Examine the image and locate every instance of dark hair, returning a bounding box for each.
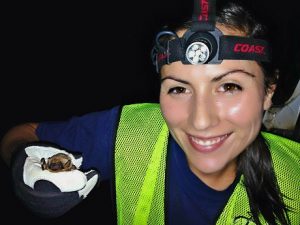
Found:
[165,2,290,224]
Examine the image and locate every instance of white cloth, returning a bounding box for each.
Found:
[263,80,300,130]
[23,146,87,192]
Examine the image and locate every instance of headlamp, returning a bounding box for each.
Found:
[151,0,271,73]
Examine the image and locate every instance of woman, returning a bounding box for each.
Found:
[1,1,299,224]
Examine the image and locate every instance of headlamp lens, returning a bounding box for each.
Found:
[185,41,210,64]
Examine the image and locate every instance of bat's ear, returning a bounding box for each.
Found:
[64,159,72,168]
[41,158,47,170]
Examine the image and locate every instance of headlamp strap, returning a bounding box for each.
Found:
[155,35,271,70]
[219,36,271,62]
[191,0,216,32]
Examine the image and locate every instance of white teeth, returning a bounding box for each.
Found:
[191,135,227,146]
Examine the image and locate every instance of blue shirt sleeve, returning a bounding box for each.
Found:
[36,105,121,180]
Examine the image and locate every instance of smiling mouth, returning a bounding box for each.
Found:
[189,133,231,152]
[191,134,228,146]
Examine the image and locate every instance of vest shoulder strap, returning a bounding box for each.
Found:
[114,103,169,225]
[217,132,300,224]
[262,132,300,224]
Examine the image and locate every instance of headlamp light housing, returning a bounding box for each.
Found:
[182,28,222,65]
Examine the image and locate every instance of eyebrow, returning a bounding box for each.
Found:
[160,77,189,84]
[160,69,256,84]
[211,69,255,82]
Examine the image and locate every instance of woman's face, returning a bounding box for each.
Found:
[159,26,274,188]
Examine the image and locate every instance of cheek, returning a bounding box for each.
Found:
[160,96,187,127]
[218,94,264,126]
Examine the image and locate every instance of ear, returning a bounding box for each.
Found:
[64,159,72,168]
[263,84,276,110]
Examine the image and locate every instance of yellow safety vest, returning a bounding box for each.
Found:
[115,103,300,225]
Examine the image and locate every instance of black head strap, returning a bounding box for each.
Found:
[191,0,216,31]
[220,36,270,62]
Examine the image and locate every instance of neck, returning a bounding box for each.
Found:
[190,161,237,191]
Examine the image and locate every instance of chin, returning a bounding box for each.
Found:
[193,158,232,176]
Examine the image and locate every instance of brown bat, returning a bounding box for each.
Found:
[41,153,77,172]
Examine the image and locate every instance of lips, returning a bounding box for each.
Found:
[188,133,231,153]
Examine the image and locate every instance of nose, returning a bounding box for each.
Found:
[189,94,219,130]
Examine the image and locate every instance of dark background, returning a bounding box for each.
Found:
[1,0,299,224]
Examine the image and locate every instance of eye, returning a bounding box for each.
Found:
[168,86,188,94]
[219,83,242,93]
